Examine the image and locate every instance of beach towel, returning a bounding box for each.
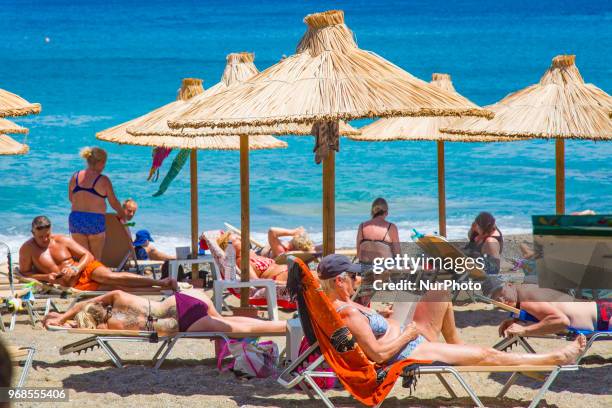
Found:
[288,258,431,406]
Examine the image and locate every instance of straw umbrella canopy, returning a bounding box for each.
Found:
[169,10,491,256]
[442,55,612,214]
[0,134,29,155]
[0,118,28,135]
[127,52,358,300]
[0,88,41,118]
[351,73,516,236]
[98,53,288,292]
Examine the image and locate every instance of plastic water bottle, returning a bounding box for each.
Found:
[225,241,237,281]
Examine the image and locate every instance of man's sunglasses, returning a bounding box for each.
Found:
[347,272,358,281]
[34,225,51,231]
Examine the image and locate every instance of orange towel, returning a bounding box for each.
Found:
[294,257,431,406]
[73,260,102,291]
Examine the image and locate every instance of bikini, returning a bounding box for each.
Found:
[336,304,426,363]
[174,292,209,332]
[69,171,107,235]
[358,223,394,266]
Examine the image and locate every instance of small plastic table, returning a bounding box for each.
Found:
[212,278,279,321]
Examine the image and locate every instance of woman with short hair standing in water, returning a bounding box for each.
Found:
[68,147,126,260]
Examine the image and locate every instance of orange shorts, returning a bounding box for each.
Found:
[73,260,103,291]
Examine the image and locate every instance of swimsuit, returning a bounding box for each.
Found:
[336,304,425,363]
[358,223,394,266]
[72,260,103,291]
[595,299,612,331]
[69,171,107,235]
[69,211,106,235]
[175,292,209,332]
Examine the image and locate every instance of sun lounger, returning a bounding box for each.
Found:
[477,294,611,364]
[203,230,296,315]
[413,233,490,302]
[277,257,579,408]
[102,213,164,276]
[7,345,36,387]
[48,325,286,369]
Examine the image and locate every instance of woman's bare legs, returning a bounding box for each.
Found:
[413,291,462,344]
[187,315,286,333]
[87,232,106,260]
[71,233,91,254]
[409,335,585,366]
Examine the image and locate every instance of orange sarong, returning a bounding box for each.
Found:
[73,260,103,291]
[294,257,431,407]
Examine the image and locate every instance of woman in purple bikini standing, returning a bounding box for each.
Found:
[42,289,286,335]
[68,147,126,260]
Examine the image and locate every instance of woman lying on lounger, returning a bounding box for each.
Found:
[217,232,288,282]
[42,289,286,335]
[313,254,585,366]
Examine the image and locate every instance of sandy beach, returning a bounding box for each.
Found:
[3,295,611,408]
[2,233,610,407]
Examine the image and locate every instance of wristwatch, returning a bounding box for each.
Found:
[69,265,80,274]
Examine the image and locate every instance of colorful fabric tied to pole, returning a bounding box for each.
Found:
[148,147,172,181]
[153,149,190,197]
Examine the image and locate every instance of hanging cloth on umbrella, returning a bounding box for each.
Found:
[148,147,172,181]
[312,121,340,164]
[152,149,190,196]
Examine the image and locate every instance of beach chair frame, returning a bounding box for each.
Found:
[278,258,578,408]
[477,294,612,364]
[52,327,286,369]
[9,346,36,387]
[277,339,577,408]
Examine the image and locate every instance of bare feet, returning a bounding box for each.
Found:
[555,335,586,365]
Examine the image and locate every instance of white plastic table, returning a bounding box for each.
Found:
[286,318,304,363]
[168,255,215,281]
[212,279,279,321]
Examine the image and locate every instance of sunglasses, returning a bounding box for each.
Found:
[346,272,358,281]
[34,225,51,231]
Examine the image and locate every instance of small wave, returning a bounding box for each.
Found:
[16,115,112,127]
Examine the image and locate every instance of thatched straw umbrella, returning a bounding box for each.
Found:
[351,73,516,236]
[0,118,28,135]
[98,53,289,291]
[443,55,612,214]
[0,88,41,118]
[169,10,491,257]
[128,52,358,301]
[0,134,28,155]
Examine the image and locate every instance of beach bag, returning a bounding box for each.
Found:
[295,337,337,390]
[217,338,279,378]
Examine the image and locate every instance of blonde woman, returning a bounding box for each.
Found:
[43,290,286,335]
[218,232,288,282]
[265,226,315,258]
[68,147,126,260]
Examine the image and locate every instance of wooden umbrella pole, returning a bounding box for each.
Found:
[239,135,250,306]
[436,141,447,237]
[555,139,565,214]
[322,150,336,255]
[189,150,199,281]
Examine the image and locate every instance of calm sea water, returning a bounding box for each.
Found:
[1,0,611,254]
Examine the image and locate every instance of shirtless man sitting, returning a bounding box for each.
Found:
[19,216,177,291]
[483,276,612,337]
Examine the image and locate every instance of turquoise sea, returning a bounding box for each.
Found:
[1,0,611,254]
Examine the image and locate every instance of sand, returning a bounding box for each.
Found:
[1,234,611,407]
